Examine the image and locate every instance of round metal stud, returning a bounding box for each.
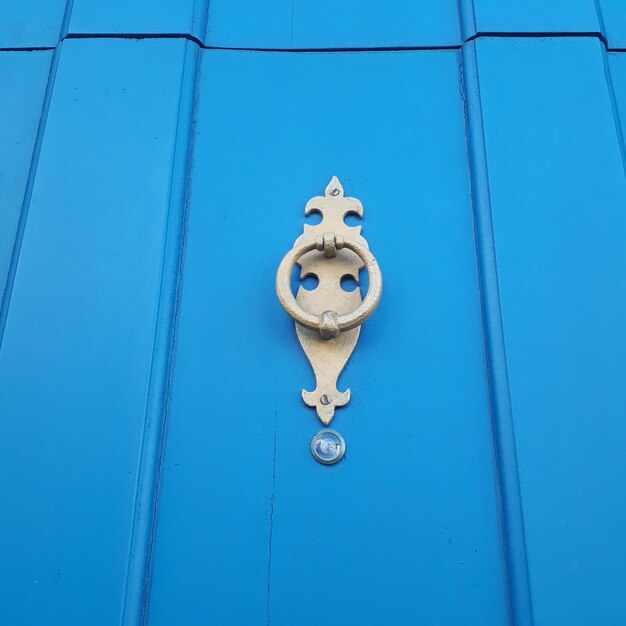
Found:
[311,429,346,465]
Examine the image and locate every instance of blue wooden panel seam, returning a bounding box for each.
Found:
[59,32,619,57]
[0,44,56,52]
[5,28,624,55]
[119,40,201,626]
[0,0,74,330]
[191,0,211,44]
[459,41,534,626]
[0,41,67,347]
[0,51,52,322]
[595,0,608,40]
[603,51,626,172]
[64,32,207,48]
[595,0,626,50]
[457,0,477,41]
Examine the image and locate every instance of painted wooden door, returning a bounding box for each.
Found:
[2,3,626,626]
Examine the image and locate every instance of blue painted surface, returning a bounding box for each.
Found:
[609,52,626,128]
[475,36,626,625]
[67,0,462,47]
[206,0,460,48]
[0,51,51,309]
[1,5,626,626]
[0,38,191,625]
[4,0,626,49]
[460,40,534,626]
[68,0,208,41]
[0,0,67,48]
[146,48,507,626]
[471,0,600,35]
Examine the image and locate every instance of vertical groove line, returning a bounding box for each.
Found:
[592,0,607,44]
[456,0,477,43]
[599,45,626,179]
[191,0,211,47]
[0,0,74,348]
[459,41,534,626]
[119,40,201,626]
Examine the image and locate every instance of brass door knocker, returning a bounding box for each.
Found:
[276,177,383,426]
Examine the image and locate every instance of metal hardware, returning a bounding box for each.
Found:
[311,429,346,465]
[276,177,383,424]
[276,233,382,340]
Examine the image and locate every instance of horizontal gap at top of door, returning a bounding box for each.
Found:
[1,30,621,54]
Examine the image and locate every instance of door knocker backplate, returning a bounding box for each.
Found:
[276,177,383,425]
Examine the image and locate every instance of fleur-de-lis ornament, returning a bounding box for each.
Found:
[276,177,382,425]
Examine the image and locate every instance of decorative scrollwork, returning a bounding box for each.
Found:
[276,177,382,425]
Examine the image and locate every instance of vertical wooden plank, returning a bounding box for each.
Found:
[0,0,67,48]
[68,0,209,41]
[147,49,507,626]
[206,0,460,48]
[471,0,600,35]
[0,51,52,306]
[460,40,533,626]
[475,37,626,626]
[0,38,191,625]
[119,40,200,626]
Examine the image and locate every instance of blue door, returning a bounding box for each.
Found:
[2,3,626,625]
